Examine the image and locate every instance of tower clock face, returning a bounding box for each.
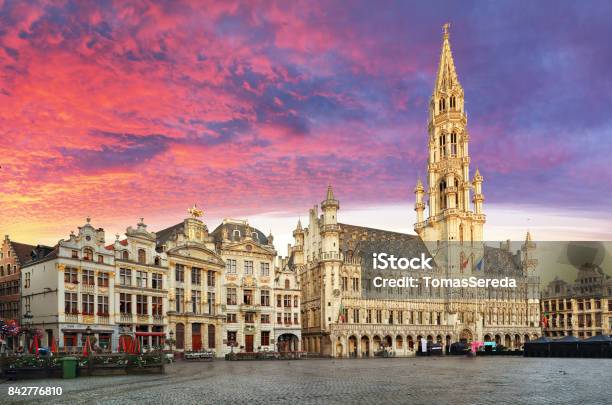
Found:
[333,289,341,297]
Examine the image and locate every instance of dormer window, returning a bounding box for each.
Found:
[138,249,146,264]
[232,230,241,239]
[83,248,93,261]
[252,232,258,241]
[122,251,129,261]
[154,256,161,266]
[97,255,104,264]
[71,250,79,259]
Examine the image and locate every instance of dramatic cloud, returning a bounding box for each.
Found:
[1,0,611,242]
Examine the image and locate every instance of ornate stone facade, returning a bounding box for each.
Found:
[20,219,118,350]
[109,219,169,348]
[292,26,541,358]
[156,211,225,354]
[542,264,612,338]
[212,218,278,354]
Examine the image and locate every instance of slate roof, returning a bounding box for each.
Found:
[155,222,186,246]
[337,223,522,276]
[10,241,37,266]
[210,222,268,245]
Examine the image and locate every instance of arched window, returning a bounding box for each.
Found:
[439,98,446,112]
[208,325,215,349]
[122,251,129,260]
[154,256,161,266]
[83,248,93,261]
[232,230,241,240]
[450,132,457,156]
[439,180,447,209]
[450,96,456,109]
[0,265,4,276]
[285,279,290,289]
[175,323,185,350]
[439,135,447,157]
[138,249,146,264]
[6,264,11,275]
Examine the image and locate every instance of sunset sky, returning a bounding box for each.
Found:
[1,1,612,252]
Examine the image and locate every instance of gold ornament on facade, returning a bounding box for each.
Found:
[188,204,204,219]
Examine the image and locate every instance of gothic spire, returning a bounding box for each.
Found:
[434,23,461,95]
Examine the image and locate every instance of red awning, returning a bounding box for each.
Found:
[134,332,165,337]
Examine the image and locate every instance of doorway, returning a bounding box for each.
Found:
[245,334,254,352]
[192,323,202,351]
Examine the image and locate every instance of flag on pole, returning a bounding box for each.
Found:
[460,253,469,272]
[475,257,484,272]
[338,303,345,323]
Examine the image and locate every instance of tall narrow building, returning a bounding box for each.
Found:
[415,23,486,273]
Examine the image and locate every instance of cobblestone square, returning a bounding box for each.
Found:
[3,357,611,404]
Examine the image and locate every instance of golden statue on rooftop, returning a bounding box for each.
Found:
[188,204,203,219]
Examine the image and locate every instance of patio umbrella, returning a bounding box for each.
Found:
[29,334,39,354]
[51,338,58,354]
[132,337,141,354]
[82,336,93,356]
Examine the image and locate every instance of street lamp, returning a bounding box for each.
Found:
[23,310,34,352]
[85,326,93,336]
[168,330,175,352]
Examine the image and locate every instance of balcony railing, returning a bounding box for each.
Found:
[65,313,79,323]
[82,284,95,293]
[120,313,133,323]
[319,251,341,261]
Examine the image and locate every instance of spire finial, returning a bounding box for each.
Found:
[326,184,335,200]
[443,23,450,38]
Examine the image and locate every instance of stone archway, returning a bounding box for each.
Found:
[348,335,358,357]
[360,336,370,357]
[384,335,393,348]
[484,334,492,342]
[504,334,512,348]
[460,329,473,343]
[373,335,382,351]
[514,334,521,348]
[407,335,414,350]
[277,333,299,352]
[335,339,344,358]
[495,334,502,345]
